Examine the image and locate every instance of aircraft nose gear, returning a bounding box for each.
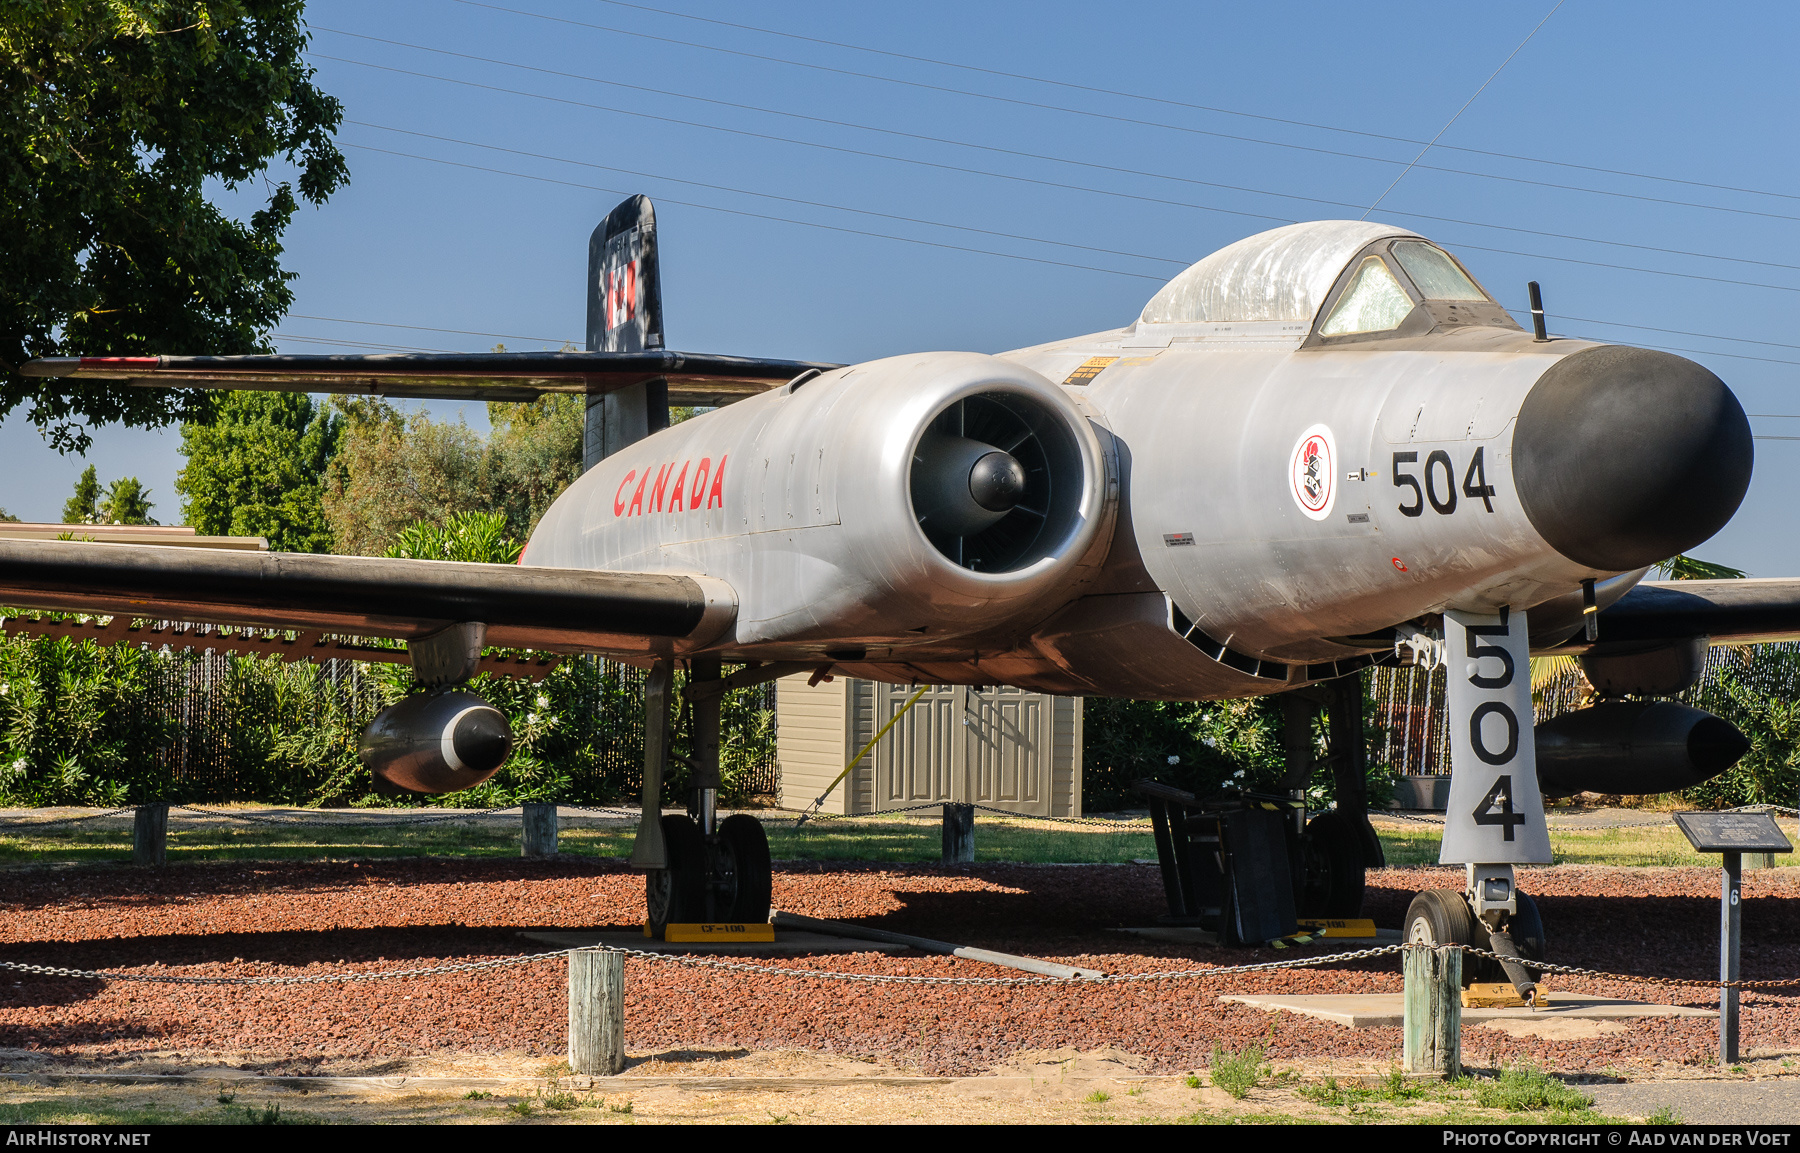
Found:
[1403,888,1546,991]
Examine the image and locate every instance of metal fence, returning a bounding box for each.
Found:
[0,636,780,804]
[1370,641,1800,776]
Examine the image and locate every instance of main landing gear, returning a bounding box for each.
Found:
[632,656,776,938]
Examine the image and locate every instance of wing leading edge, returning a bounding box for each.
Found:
[0,539,735,658]
[1561,578,1800,650]
[20,350,844,407]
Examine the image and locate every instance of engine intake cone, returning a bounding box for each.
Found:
[968,450,1027,512]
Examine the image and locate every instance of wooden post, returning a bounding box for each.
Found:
[1403,945,1461,1076]
[1722,851,1742,1065]
[941,802,974,865]
[132,803,167,867]
[568,949,625,1076]
[522,802,558,858]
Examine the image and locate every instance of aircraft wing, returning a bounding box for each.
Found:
[0,539,734,658]
[19,350,842,407]
[1568,578,1800,649]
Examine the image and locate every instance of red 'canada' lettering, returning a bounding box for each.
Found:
[691,457,711,506]
[707,456,727,508]
[650,463,673,512]
[627,468,649,516]
[612,455,726,518]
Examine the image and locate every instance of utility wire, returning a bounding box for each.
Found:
[535,0,1800,206]
[288,314,574,345]
[347,121,1189,267]
[340,142,1168,281]
[313,28,1800,228]
[1363,1,1564,217]
[441,3,1799,217]
[313,35,1800,271]
[315,54,1800,295]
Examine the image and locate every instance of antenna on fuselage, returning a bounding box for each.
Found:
[1528,281,1548,342]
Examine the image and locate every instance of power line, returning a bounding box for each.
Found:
[347,120,1190,267]
[542,0,1800,207]
[314,53,1800,295]
[311,31,1800,273]
[339,142,1168,281]
[288,314,574,345]
[1364,1,1563,217]
[418,7,1800,223]
[271,333,460,353]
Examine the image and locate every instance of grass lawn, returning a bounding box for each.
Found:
[0,805,1761,868]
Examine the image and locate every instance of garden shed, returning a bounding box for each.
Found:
[776,677,1083,816]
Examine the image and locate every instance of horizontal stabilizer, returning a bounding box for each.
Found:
[20,350,842,407]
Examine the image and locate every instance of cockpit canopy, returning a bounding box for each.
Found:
[1139,221,1514,341]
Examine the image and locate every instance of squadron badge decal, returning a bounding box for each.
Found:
[1288,424,1337,521]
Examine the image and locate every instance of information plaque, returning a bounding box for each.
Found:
[1672,811,1794,854]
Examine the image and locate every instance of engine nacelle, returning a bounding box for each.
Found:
[1535,700,1748,798]
[528,352,1114,646]
[361,690,513,795]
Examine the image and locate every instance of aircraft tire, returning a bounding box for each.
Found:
[645,814,707,937]
[1404,888,1490,987]
[1298,811,1366,919]
[718,814,773,924]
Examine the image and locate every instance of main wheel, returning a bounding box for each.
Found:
[717,814,773,924]
[1296,811,1366,918]
[1404,888,1492,987]
[645,814,706,937]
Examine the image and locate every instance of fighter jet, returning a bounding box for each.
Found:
[13,196,1789,984]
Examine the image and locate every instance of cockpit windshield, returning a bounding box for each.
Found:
[1318,256,1413,335]
[1390,240,1487,301]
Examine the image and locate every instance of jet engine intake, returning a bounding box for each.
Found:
[910,391,1086,573]
[361,690,513,794]
[1535,700,1748,798]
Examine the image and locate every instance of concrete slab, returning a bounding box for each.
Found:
[1113,927,1404,947]
[518,930,910,956]
[1219,992,1715,1029]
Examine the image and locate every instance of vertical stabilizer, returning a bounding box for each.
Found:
[584,195,669,470]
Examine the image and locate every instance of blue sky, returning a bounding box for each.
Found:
[6,0,1797,574]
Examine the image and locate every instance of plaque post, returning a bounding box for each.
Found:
[1722,850,1741,1065]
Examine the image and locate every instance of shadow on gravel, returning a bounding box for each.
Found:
[0,925,538,974]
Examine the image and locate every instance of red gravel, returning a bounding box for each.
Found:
[2,858,1794,1076]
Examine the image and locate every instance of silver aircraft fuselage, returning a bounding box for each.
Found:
[524,222,1752,700]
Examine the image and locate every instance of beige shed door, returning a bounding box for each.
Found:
[865,683,1052,816]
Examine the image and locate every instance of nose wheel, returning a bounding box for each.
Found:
[1403,888,1546,987]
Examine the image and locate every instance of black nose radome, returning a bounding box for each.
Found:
[1514,346,1752,572]
[968,450,1027,512]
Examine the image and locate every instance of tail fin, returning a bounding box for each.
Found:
[584,195,668,469]
[586,194,663,353]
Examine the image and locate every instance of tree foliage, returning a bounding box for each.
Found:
[384,509,523,565]
[175,389,339,550]
[323,395,582,556]
[0,1,347,451]
[60,463,157,523]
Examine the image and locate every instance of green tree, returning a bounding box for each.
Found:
[99,476,155,524]
[1657,554,1748,580]
[323,394,583,556]
[175,390,340,550]
[385,510,523,565]
[321,398,489,556]
[61,463,99,522]
[0,1,347,453]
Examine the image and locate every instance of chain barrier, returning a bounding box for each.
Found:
[0,943,1406,989]
[1448,943,1800,992]
[0,806,136,829]
[6,936,1796,993]
[167,804,522,828]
